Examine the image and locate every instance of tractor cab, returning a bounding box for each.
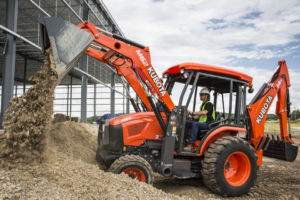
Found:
[162,63,253,153]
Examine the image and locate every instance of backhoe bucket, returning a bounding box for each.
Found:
[39,16,94,84]
[263,134,298,162]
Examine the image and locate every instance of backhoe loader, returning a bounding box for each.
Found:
[39,16,298,197]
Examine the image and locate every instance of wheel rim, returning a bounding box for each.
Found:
[123,167,146,182]
[224,151,251,187]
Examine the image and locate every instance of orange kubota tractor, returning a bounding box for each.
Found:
[39,17,298,196]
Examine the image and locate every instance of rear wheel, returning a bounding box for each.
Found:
[109,155,154,184]
[201,136,258,196]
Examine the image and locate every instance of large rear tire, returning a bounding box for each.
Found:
[109,155,154,184]
[201,136,258,197]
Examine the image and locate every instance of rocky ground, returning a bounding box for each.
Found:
[0,122,185,200]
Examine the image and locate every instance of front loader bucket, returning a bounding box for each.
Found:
[39,16,94,84]
[263,135,298,162]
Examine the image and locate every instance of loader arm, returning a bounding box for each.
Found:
[77,21,175,112]
[39,16,175,113]
[247,60,297,163]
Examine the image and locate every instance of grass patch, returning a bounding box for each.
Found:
[265,121,300,133]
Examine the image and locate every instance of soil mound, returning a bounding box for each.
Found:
[46,121,98,164]
[43,122,185,199]
[1,122,187,200]
[0,49,57,165]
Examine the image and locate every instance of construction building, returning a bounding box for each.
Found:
[0,0,133,126]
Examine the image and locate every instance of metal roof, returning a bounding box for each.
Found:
[163,62,253,83]
[0,0,124,85]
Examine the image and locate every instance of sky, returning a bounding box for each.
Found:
[102,0,300,112]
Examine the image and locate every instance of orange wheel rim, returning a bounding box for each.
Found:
[123,167,146,182]
[224,151,251,186]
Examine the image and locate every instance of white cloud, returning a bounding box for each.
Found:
[102,0,300,109]
[224,65,300,112]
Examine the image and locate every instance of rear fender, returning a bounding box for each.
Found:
[196,126,247,156]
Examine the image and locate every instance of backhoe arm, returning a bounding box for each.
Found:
[248,60,292,145]
[247,60,297,163]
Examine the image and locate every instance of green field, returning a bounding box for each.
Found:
[264,121,300,133]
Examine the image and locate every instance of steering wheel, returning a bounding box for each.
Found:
[186,112,193,120]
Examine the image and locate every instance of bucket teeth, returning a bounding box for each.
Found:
[276,135,281,142]
[263,134,298,162]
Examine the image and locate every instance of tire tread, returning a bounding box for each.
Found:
[109,154,154,183]
[201,136,258,196]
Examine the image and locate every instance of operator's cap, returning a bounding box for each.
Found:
[200,87,210,95]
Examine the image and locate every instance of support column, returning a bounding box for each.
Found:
[66,84,69,116]
[14,85,17,96]
[23,57,27,94]
[80,1,89,122]
[1,0,18,128]
[94,83,96,117]
[110,72,115,117]
[70,76,73,119]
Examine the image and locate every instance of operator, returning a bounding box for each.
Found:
[184,87,215,151]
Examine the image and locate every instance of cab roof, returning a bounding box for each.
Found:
[162,63,253,83]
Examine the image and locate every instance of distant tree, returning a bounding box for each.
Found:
[266,114,278,121]
[87,115,100,124]
[291,109,300,120]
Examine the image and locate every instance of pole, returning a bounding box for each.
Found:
[1,0,18,128]
[80,0,89,122]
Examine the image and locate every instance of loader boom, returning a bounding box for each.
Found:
[39,16,175,115]
[77,21,175,112]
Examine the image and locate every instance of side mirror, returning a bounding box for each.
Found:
[248,87,254,93]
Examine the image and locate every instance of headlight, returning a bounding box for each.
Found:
[170,115,176,126]
[183,72,189,79]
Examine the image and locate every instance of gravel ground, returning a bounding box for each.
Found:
[1,124,299,200]
[0,122,188,200]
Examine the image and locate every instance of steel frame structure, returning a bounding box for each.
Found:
[0,0,132,126]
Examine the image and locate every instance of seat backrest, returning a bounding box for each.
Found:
[208,112,221,129]
[215,111,221,121]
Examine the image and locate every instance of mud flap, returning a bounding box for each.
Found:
[38,16,94,84]
[263,135,298,162]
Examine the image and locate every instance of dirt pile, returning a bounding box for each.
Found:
[53,113,80,123]
[46,121,98,164]
[44,122,187,199]
[0,122,188,200]
[0,49,57,165]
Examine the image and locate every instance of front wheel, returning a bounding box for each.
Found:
[201,136,258,197]
[109,155,154,184]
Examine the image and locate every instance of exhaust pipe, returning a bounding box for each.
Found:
[39,16,94,84]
